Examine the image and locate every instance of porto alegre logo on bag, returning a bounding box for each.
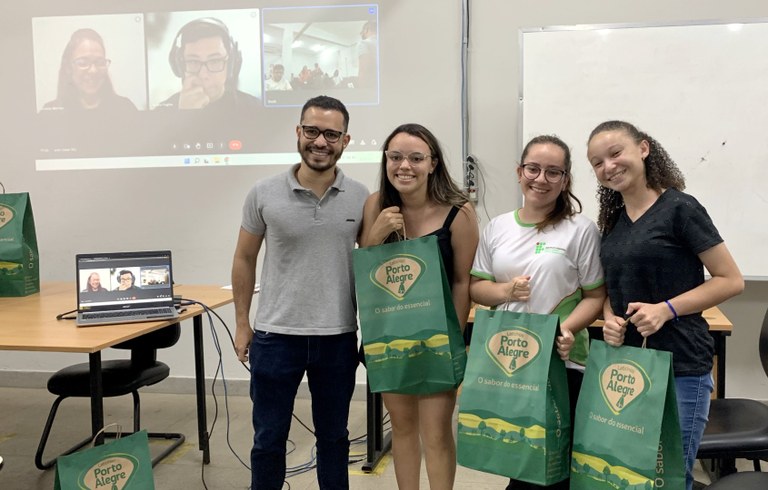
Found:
[78,454,140,489]
[0,204,14,229]
[457,310,571,485]
[353,235,467,394]
[487,329,541,376]
[570,341,685,490]
[370,254,425,300]
[599,362,650,415]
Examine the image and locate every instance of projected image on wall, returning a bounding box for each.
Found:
[261,5,379,106]
[15,2,387,171]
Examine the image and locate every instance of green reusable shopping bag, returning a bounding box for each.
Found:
[54,430,155,490]
[570,340,685,489]
[353,235,466,394]
[0,192,40,297]
[457,308,570,485]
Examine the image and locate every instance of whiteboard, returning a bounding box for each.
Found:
[522,22,768,279]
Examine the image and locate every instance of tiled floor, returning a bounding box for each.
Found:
[0,386,754,489]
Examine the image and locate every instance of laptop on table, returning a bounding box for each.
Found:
[76,250,179,327]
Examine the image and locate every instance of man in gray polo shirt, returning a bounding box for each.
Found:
[232,95,369,490]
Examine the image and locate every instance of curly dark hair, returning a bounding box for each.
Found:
[588,120,685,233]
[519,135,582,231]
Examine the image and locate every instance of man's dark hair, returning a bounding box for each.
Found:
[180,19,232,54]
[118,270,135,285]
[300,96,349,132]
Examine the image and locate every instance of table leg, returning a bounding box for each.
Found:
[715,333,726,399]
[88,351,105,445]
[193,313,210,464]
[362,383,391,472]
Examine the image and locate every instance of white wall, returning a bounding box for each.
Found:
[3,0,767,401]
[468,0,768,399]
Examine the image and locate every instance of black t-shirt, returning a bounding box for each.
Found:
[600,188,722,376]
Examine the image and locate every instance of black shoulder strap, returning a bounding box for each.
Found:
[442,205,461,230]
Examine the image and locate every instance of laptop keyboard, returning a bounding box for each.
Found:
[82,307,176,320]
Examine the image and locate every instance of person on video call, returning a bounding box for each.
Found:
[158,17,260,111]
[264,63,292,91]
[81,272,109,300]
[83,272,108,293]
[114,270,140,292]
[356,20,377,89]
[42,28,137,113]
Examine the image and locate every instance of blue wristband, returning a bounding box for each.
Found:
[665,300,679,321]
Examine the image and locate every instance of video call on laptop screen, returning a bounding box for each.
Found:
[77,251,174,309]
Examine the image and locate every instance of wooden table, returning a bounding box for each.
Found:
[0,282,234,464]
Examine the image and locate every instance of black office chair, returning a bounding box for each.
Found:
[705,471,768,489]
[696,307,768,479]
[35,324,185,470]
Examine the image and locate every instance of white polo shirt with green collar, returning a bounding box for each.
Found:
[471,209,604,365]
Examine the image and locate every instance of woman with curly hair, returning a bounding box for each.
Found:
[586,120,744,490]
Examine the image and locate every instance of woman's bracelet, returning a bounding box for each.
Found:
[665,300,679,321]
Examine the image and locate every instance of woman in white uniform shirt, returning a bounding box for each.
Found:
[469,135,606,490]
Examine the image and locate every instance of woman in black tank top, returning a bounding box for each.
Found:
[360,124,479,489]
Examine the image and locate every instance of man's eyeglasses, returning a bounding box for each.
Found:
[300,125,345,143]
[520,164,567,183]
[184,57,228,74]
[385,151,433,165]
[72,57,111,70]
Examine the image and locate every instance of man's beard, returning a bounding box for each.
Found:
[298,141,342,172]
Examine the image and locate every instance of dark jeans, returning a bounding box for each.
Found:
[505,368,583,490]
[249,330,358,490]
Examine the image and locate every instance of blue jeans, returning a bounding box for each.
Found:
[249,330,358,490]
[675,374,713,490]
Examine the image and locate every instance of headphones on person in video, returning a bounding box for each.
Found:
[118,270,135,285]
[168,17,243,81]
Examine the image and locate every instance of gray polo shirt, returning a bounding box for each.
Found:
[241,164,369,335]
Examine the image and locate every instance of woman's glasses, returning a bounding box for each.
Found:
[385,151,433,165]
[520,164,566,183]
[72,57,111,70]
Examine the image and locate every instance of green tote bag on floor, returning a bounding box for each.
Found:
[353,235,466,394]
[54,430,155,490]
[457,308,570,485]
[570,340,685,489]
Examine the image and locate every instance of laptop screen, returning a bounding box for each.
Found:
[76,250,175,312]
